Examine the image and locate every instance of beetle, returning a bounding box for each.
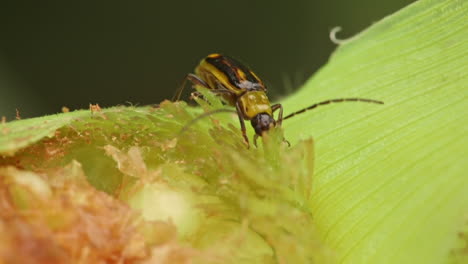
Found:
[175,53,383,147]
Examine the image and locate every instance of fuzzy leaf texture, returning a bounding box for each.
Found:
[0,0,467,263]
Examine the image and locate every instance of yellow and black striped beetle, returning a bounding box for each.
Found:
[175,53,383,147]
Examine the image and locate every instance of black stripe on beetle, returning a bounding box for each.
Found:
[206,55,263,91]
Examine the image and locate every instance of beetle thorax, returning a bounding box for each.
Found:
[238,91,272,119]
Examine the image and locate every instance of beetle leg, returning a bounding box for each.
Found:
[235,102,250,148]
[271,103,290,146]
[211,89,236,95]
[253,134,259,148]
[271,103,284,127]
[190,89,235,105]
[173,73,210,101]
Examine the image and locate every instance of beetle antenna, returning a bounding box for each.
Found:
[282,98,383,121]
[179,108,237,135]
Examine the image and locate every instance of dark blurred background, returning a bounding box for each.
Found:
[0,0,415,119]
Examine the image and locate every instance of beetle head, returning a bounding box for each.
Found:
[251,113,276,136]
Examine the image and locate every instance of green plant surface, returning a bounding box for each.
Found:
[281,0,468,263]
[0,0,467,263]
[0,110,89,156]
[0,100,326,263]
